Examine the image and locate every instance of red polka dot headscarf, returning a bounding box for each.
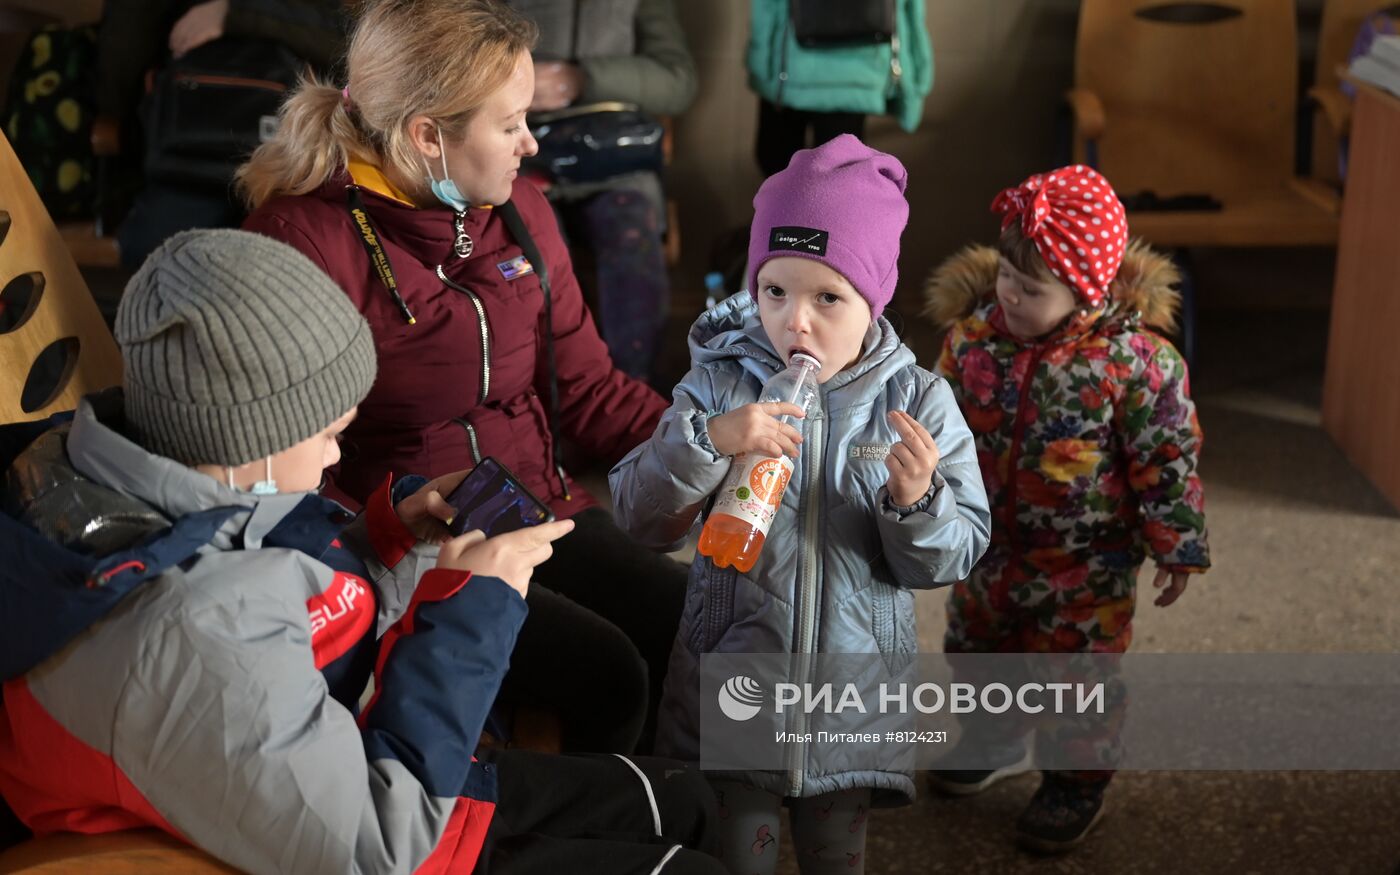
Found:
[990,165,1128,308]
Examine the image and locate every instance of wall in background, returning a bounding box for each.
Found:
[670,0,1081,324]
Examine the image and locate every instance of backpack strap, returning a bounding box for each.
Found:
[497,199,570,501]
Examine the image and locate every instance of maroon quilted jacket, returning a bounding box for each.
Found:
[244,163,667,515]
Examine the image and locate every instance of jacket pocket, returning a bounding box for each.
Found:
[688,561,737,653]
[872,581,916,675]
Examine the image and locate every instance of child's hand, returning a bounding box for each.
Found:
[884,411,941,507]
[708,402,805,458]
[1152,568,1191,607]
[436,519,575,597]
[395,470,469,543]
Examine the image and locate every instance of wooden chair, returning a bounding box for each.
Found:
[1065,0,1345,364]
[0,130,121,423]
[1308,0,1400,188]
[1066,0,1341,248]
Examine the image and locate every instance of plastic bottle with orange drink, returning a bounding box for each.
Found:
[697,353,821,572]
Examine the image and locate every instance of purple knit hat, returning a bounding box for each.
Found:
[749,134,909,318]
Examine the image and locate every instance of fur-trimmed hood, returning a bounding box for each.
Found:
[922,240,1181,334]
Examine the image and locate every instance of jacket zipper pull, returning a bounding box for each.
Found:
[453,211,474,259]
[556,463,572,501]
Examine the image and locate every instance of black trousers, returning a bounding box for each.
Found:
[475,749,725,875]
[117,183,243,270]
[755,99,868,177]
[496,508,687,754]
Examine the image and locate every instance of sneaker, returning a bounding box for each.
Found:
[1015,778,1107,854]
[927,744,1034,796]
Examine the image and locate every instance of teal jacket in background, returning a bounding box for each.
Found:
[747,0,933,132]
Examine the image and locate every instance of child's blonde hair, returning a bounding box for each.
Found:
[236,0,537,209]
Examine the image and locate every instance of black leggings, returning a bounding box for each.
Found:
[475,749,724,874]
[755,99,867,178]
[495,508,687,754]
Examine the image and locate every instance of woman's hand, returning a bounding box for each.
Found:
[435,518,575,597]
[169,0,229,58]
[530,61,585,112]
[884,411,941,507]
[394,470,469,544]
[707,402,805,458]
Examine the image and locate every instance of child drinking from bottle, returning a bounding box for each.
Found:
[609,135,992,874]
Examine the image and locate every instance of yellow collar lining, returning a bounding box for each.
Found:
[346,159,416,207]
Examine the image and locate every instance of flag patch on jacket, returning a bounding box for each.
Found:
[497,255,534,280]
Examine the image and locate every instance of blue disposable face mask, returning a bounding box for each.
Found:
[423,123,469,212]
[227,458,279,496]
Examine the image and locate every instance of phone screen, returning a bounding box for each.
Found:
[444,457,555,538]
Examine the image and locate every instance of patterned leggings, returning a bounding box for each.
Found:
[560,188,669,382]
[711,782,870,875]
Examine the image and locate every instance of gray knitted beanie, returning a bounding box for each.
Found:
[116,229,378,467]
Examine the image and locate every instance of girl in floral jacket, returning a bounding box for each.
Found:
[923,165,1210,853]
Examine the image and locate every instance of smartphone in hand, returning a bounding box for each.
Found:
[444,457,555,538]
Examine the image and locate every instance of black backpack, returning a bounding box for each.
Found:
[140,36,304,189]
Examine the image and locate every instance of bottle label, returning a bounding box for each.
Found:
[712,454,795,534]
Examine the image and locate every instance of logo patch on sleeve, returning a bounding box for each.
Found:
[769,226,829,256]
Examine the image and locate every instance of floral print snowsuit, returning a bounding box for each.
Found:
[931,244,1209,658]
[928,243,1210,782]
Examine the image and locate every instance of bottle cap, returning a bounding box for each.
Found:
[790,352,822,372]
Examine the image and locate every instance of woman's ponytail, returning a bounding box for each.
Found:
[236,79,370,209]
[235,0,536,210]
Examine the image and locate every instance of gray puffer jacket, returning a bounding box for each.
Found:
[609,294,991,803]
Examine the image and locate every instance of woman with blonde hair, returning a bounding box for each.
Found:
[240,0,687,757]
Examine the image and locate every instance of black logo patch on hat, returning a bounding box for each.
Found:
[769,226,829,256]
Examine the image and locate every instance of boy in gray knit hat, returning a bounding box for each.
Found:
[0,230,725,874]
[117,228,380,490]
